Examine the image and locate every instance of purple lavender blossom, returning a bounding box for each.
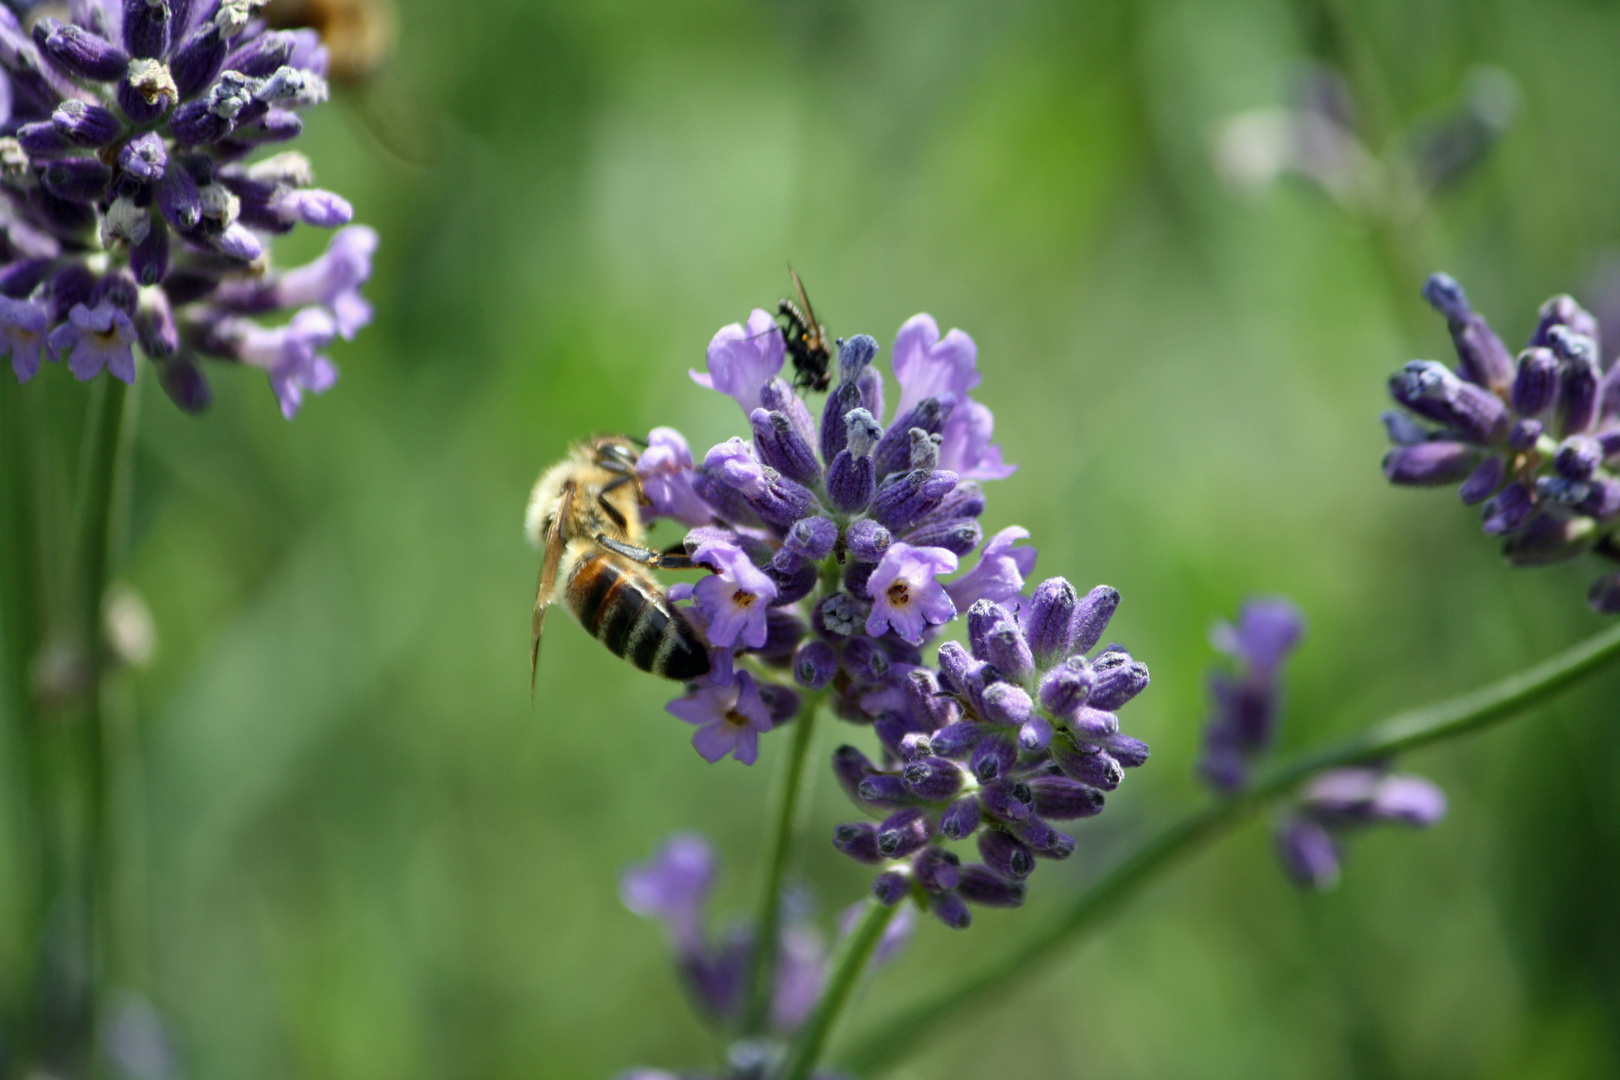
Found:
[0,4,373,415]
[691,309,784,415]
[691,538,777,650]
[621,833,717,955]
[865,542,958,645]
[0,296,50,381]
[637,427,714,527]
[945,525,1038,611]
[891,314,1016,480]
[1275,767,1447,891]
[666,670,773,765]
[1380,274,1620,612]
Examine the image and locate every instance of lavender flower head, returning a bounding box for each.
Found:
[0,1,376,417]
[1199,597,1446,889]
[1380,273,1620,612]
[625,293,1147,925]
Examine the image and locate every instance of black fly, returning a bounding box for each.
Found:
[778,267,832,393]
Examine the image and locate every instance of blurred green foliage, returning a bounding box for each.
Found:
[6,0,1620,1076]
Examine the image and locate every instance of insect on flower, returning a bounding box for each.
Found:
[778,268,833,393]
[524,436,711,689]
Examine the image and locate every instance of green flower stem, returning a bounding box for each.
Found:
[741,690,825,1035]
[778,898,898,1080]
[841,618,1620,1077]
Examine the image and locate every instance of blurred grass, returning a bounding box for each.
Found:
[6,0,1620,1076]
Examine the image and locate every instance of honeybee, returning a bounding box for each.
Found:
[525,436,711,689]
[778,267,832,393]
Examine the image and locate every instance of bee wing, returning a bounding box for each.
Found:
[531,479,576,695]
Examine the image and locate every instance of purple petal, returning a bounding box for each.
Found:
[892,313,979,418]
[690,309,783,415]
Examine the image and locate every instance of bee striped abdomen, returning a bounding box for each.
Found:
[566,552,711,680]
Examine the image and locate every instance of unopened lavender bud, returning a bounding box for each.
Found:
[957,864,1026,908]
[1550,328,1601,435]
[17,123,72,156]
[1502,513,1595,566]
[1481,481,1534,535]
[928,890,971,928]
[1039,656,1094,714]
[134,289,178,358]
[1513,348,1558,415]
[1383,442,1478,486]
[123,0,173,59]
[35,18,130,81]
[1018,716,1052,752]
[905,669,960,729]
[985,627,1035,685]
[912,846,960,891]
[1371,774,1447,826]
[1423,273,1515,391]
[1276,816,1341,890]
[43,158,112,203]
[1034,825,1076,859]
[117,132,167,183]
[872,871,911,905]
[877,808,931,858]
[1457,455,1506,505]
[226,29,296,76]
[1049,739,1122,791]
[233,109,303,144]
[1532,294,1600,349]
[1389,360,1509,443]
[903,515,981,556]
[872,397,949,477]
[939,794,982,839]
[928,721,981,759]
[1066,585,1119,654]
[1028,774,1107,818]
[1025,577,1078,661]
[833,823,883,863]
[832,744,878,803]
[966,599,1005,662]
[837,333,877,384]
[52,101,121,148]
[1099,732,1149,768]
[936,641,973,695]
[980,682,1034,727]
[1509,419,1543,452]
[156,355,210,414]
[842,635,890,683]
[1069,706,1119,740]
[979,777,1033,823]
[970,733,1016,781]
[1088,659,1149,710]
[750,409,821,487]
[897,733,932,763]
[1579,478,1620,520]
[1589,573,1620,614]
[869,468,958,533]
[977,829,1034,879]
[826,449,874,513]
[843,518,890,563]
[793,640,837,689]
[1382,409,1430,446]
[901,757,963,802]
[857,775,915,808]
[157,163,201,230]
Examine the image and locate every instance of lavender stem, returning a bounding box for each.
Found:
[842,618,1620,1076]
[777,897,898,1080]
[740,689,825,1035]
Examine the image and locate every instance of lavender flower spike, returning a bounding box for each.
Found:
[666,670,774,765]
[865,542,959,645]
[690,308,784,415]
[0,6,374,415]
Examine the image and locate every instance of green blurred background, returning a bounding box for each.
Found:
[8,0,1620,1076]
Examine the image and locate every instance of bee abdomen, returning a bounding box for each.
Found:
[567,553,711,680]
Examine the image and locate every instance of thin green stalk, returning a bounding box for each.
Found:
[842,618,1620,1076]
[740,691,825,1035]
[778,898,898,1080]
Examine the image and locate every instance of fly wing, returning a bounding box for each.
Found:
[789,265,818,330]
[531,479,576,694]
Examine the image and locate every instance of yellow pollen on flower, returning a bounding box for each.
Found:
[723,708,751,730]
[91,328,122,346]
[731,589,757,608]
[887,582,910,605]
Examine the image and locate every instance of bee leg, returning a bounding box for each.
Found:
[596,534,700,571]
